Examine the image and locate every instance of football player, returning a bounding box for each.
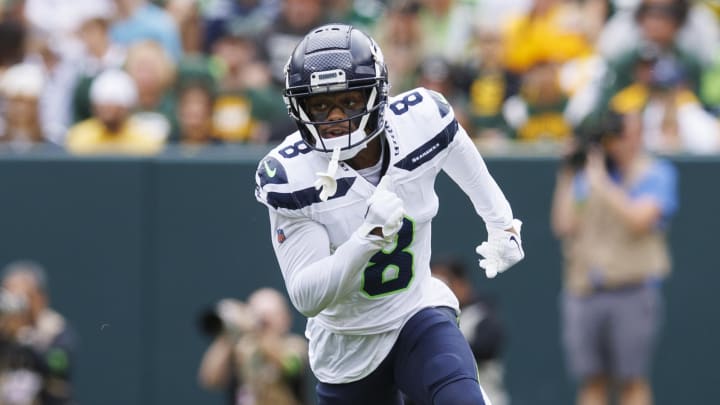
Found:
[255,24,524,405]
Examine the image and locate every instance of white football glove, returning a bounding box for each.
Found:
[356,175,404,241]
[476,219,525,278]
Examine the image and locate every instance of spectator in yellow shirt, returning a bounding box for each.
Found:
[502,0,594,75]
[65,69,164,155]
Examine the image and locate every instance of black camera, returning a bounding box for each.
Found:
[198,307,224,337]
[564,109,624,171]
[197,299,260,338]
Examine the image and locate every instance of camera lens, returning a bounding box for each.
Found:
[198,309,223,337]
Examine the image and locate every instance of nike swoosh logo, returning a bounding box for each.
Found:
[510,235,520,251]
[264,160,277,178]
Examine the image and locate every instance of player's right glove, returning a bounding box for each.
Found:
[476,218,525,278]
[356,175,404,241]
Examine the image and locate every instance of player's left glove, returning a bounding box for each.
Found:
[476,218,524,278]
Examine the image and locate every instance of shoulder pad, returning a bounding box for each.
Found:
[255,133,350,212]
[426,89,453,118]
[255,134,314,194]
[387,88,461,171]
[257,155,289,187]
[387,87,455,122]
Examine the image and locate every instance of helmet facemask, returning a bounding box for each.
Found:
[288,85,385,161]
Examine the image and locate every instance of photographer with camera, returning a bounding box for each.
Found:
[0,260,76,405]
[551,108,678,405]
[197,288,308,405]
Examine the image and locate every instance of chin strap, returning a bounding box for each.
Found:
[314,146,341,201]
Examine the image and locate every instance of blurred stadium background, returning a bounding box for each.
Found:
[1,0,720,404]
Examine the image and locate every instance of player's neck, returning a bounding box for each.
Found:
[345,136,383,170]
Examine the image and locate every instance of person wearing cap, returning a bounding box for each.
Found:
[0,63,46,148]
[65,68,165,155]
[70,6,127,125]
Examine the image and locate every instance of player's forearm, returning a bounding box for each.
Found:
[198,336,234,389]
[284,232,385,317]
[443,130,513,229]
[593,181,661,235]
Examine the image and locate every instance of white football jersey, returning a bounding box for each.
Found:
[255,87,514,383]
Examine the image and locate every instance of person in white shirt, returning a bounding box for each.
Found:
[255,23,525,405]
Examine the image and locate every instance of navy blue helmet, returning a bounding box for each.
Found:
[283,24,389,160]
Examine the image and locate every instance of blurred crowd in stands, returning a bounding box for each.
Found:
[0,0,718,155]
